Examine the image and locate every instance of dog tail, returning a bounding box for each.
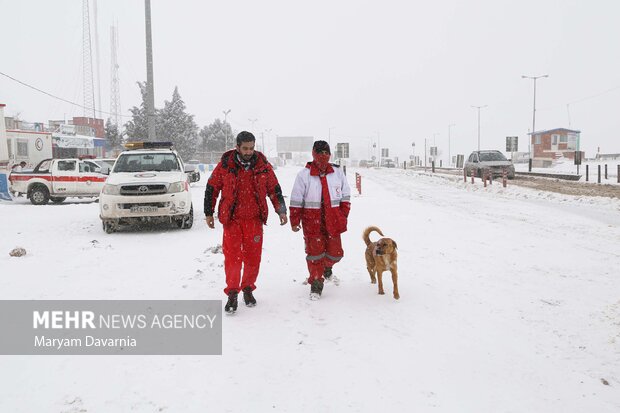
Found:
[363,226,384,246]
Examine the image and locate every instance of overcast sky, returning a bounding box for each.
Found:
[1,0,619,161]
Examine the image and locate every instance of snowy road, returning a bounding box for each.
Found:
[1,166,619,412]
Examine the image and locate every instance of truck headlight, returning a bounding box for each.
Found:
[102,184,120,195]
[168,181,187,193]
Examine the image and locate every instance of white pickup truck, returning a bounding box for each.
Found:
[99,142,197,233]
[9,158,107,205]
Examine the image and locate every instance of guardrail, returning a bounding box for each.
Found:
[515,172,581,181]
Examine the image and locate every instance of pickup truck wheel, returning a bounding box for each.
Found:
[50,197,67,204]
[103,221,116,234]
[30,185,50,205]
[177,205,194,229]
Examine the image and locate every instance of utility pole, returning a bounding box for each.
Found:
[82,0,95,118]
[248,118,258,133]
[248,118,258,149]
[424,138,427,171]
[471,105,487,151]
[223,109,231,149]
[448,123,455,167]
[262,128,272,154]
[522,74,548,171]
[93,0,102,119]
[109,24,122,137]
[377,131,381,166]
[144,0,156,141]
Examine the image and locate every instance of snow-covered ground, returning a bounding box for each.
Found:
[515,158,620,185]
[1,165,619,412]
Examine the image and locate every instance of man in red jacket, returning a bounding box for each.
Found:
[289,141,351,300]
[204,131,288,314]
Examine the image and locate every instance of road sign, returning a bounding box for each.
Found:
[574,151,584,165]
[335,142,349,159]
[506,136,518,152]
[456,154,464,168]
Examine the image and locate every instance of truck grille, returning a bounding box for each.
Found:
[118,202,170,209]
[120,184,167,196]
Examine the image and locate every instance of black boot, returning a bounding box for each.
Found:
[310,279,324,300]
[242,287,257,307]
[225,291,238,314]
[323,267,340,285]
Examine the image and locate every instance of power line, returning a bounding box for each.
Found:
[568,85,620,105]
[0,70,131,118]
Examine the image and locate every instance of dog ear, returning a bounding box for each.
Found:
[392,240,397,250]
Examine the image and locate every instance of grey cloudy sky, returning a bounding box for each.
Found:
[1,0,619,161]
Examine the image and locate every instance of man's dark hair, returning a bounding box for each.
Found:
[312,140,330,154]
[236,131,256,146]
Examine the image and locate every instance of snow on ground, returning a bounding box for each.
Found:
[1,165,619,412]
[515,158,620,185]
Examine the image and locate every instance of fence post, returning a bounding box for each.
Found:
[463,168,467,183]
[502,167,507,188]
[586,165,589,181]
[618,165,620,184]
[432,161,435,173]
[440,160,443,168]
[489,170,493,185]
[605,164,608,180]
[598,165,601,184]
[483,170,487,187]
[471,168,475,184]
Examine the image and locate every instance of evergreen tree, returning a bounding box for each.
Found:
[198,118,233,153]
[104,118,122,149]
[159,86,198,160]
[124,81,155,141]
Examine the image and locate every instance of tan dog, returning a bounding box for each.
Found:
[363,226,399,299]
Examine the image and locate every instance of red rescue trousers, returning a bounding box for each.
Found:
[304,231,343,283]
[222,218,264,295]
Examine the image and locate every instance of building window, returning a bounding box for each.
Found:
[7,139,12,157]
[560,135,568,143]
[534,135,541,145]
[567,133,577,150]
[17,139,28,157]
[552,135,559,145]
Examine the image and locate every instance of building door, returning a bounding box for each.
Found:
[551,134,559,151]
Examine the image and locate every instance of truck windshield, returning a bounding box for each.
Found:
[113,153,180,173]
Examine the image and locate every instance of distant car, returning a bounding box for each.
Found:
[381,159,396,168]
[359,160,379,168]
[183,160,201,183]
[464,150,515,179]
[185,159,200,170]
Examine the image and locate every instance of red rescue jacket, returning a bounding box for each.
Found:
[204,150,286,225]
